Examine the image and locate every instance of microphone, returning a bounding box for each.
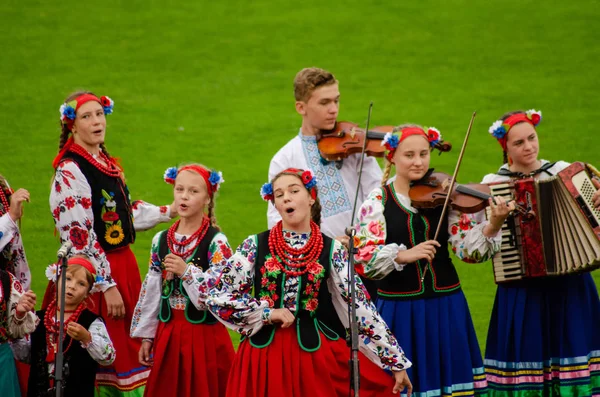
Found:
[57,241,73,259]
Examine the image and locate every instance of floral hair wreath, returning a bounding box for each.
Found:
[261,169,317,202]
[59,96,114,124]
[163,166,225,194]
[488,109,542,140]
[381,127,442,160]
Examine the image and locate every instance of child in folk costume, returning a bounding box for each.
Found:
[16,256,115,397]
[131,164,235,397]
[0,268,36,397]
[354,125,514,397]
[208,168,413,397]
[0,174,34,394]
[49,92,175,395]
[480,110,600,396]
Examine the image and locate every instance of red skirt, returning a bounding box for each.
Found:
[227,326,396,397]
[90,246,150,393]
[144,310,235,397]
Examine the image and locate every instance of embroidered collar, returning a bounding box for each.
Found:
[497,160,556,179]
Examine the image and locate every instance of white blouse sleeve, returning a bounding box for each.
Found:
[0,214,31,290]
[329,240,411,371]
[130,232,162,339]
[131,201,171,231]
[183,232,233,310]
[6,274,37,339]
[82,318,116,365]
[447,209,502,263]
[354,187,407,279]
[207,235,270,337]
[50,161,115,292]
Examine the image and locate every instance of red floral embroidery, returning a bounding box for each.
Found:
[264,257,280,273]
[260,296,275,308]
[451,225,459,235]
[102,212,119,222]
[64,196,76,209]
[307,262,324,275]
[69,227,89,250]
[54,180,62,193]
[458,214,472,231]
[305,298,318,311]
[80,197,92,209]
[13,279,23,294]
[52,207,61,221]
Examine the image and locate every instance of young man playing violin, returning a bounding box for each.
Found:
[267,67,383,244]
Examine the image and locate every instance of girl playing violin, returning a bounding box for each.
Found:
[480,109,600,396]
[354,124,514,397]
[208,168,412,397]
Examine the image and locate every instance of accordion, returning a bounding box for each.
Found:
[487,162,600,283]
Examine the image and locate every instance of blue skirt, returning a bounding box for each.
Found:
[377,290,487,397]
[0,343,21,397]
[484,272,600,397]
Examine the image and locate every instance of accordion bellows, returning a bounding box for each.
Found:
[487,162,600,283]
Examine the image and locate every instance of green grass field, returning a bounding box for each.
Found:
[2,0,599,352]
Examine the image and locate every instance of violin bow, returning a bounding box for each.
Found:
[432,111,477,240]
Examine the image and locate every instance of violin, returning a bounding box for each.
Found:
[317,121,452,161]
[409,170,529,216]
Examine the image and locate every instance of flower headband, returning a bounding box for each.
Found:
[45,256,101,292]
[261,168,318,201]
[59,93,114,131]
[163,165,224,197]
[488,109,542,151]
[381,126,442,161]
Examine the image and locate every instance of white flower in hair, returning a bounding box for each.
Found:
[45,263,60,283]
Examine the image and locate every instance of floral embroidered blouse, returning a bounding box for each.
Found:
[207,231,413,372]
[0,213,31,290]
[50,160,171,292]
[354,186,502,279]
[11,315,116,371]
[130,230,233,339]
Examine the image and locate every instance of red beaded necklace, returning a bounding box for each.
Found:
[68,143,122,178]
[43,299,86,364]
[268,221,323,277]
[0,188,9,215]
[167,217,210,259]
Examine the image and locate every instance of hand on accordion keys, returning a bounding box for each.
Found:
[484,196,516,237]
[592,178,600,210]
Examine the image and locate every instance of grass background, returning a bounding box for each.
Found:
[2,0,599,351]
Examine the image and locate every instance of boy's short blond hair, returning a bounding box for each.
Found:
[294,67,337,102]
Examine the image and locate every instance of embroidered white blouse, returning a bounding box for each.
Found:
[207,231,413,372]
[354,185,502,279]
[0,213,31,290]
[130,230,233,339]
[50,159,172,292]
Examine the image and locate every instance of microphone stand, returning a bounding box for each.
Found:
[346,102,374,397]
[52,248,71,397]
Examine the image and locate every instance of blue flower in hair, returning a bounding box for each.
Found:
[488,120,508,139]
[305,178,317,189]
[208,170,224,192]
[62,105,76,120]
[260,182,274,201]
[163,166,178,185]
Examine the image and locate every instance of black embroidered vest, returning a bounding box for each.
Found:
[377,184,460,300]
[249,230,344,351]
[0,270,11,344]
[157,227,219,325]
[28,309,99,397]
[60,152,135,252]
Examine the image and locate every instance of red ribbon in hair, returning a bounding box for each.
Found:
[497,113,536,151]
[67,256,97,276]
[179,165,217,197]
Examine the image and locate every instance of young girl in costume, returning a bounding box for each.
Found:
[354,125,514,397]
[17,256,116,397]
[481,110,600,396]
[1,174,34,395]
[208,168,413,397]
[49,91,175,395]
[131,164,235,397]
[0,267,36,397]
